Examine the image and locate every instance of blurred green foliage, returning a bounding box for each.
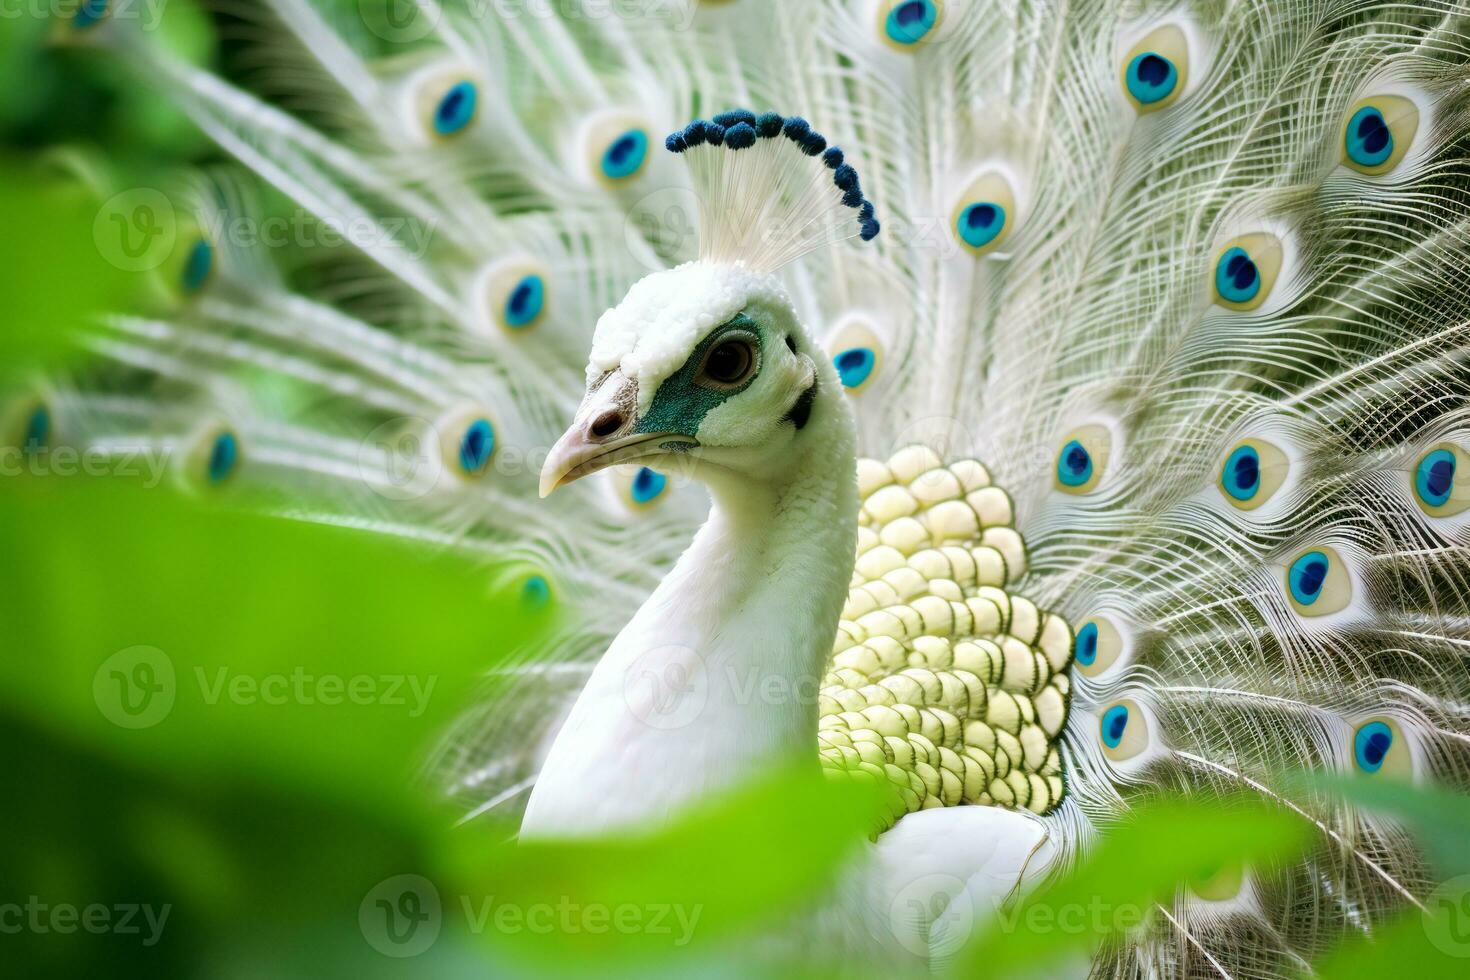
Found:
[4,4,1470,979]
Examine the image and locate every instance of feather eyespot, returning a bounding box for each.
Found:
[409,70,482,142]
[581,112,655,185]
[477,259,551,334]
[1412,443,1470,516]
[23,403,50,456]
[611,464,670,510]
[436,405,498,480]
[181,238,214,293]
[1284,545,1352,617]
[522,574,552,609]
[1055,424,1111,494]
[1121,25,1189,113]
[1099,699,1149,760]
[73,0,107,29]
[208,431,239,484]
[879,0,943,49]
[1212,233,1283,311]
[433,81,478,136]
[1341,96,1419,175]
[951,172,1017,256]
[826,317,883,394]
[601,128,650,181]
[458,419,496,475]
[1218,438,1289,511]
[181,422,241,492]
[5,395,53,458]
[1351,718,1412,778]
[1074,616,1125,677]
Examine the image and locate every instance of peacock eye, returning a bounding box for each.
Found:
[1284,545,1353,617]
[73,0,107,29]
[1218,437,1290,511]
[1074,616,1125,677]
[580,112,654,185]
[1121,25,1189,113]
[476,258,551,334]
[1412,443,1470,516]
[697,336,757,389]
[601,129,650,181]
[951,171,1017,256]
[1099,699,1150,761]
[182,422,241,491]
[1212,233,1283,311]
[826,316,883,393]
[457,418,496,475]
[879,0,943,49]
[410,71,481,141]
[1351,718,1412,778]
[1341,96,1419,175]
[1055,424,1112,494]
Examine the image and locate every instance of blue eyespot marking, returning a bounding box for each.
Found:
[834,348,876,389]
[505,274,545,329]
[1288,550,1330,606]
[73,0,106,28]
[602,128,649,180]
[631,467,667,505]
[182,239,213,293]
[1345,107,1393,168]
[434,81,478,136]
[1222,445,1261,501]
[886,0,938,45]
[1126,52,1178,105]
[1057,439,1093,488]
[1415,448,1456,508]
[1353,720,1393,774]
[1101,704,1129,749]
[1076,621,1099,666]
[23,405,49,456]
[522,574,551,610]
[208,431,238,484]
[956,202,1006,250]
[1215,246,1261,304]
[458,419,495,475]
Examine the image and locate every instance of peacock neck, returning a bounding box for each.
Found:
[521,393,858,839]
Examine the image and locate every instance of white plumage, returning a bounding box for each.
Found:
[27,0,1470,974]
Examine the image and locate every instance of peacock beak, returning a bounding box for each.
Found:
[539,427,692,498]
[540,371,695,498]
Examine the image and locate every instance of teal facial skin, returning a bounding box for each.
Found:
[634,311,767,441]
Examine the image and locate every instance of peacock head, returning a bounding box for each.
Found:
[540,262,838,496]
[540,109,878,497]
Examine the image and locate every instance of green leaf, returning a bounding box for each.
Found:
[959,797,1311,978]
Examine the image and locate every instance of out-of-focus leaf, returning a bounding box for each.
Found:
[960,798,1311,978]
[1312,906,1470,980]
[1300,773,1470,879]
[0,476,533,815]
[0,163,143,376]
[465,765,889,964]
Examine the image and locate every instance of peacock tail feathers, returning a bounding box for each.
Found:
[22,0,1470,973]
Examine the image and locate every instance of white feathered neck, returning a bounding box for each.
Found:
[521,378,858,839]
